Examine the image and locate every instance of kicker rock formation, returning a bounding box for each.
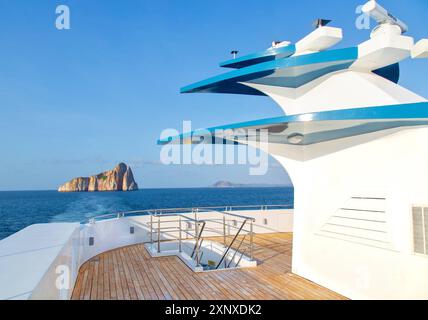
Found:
[58,163,139,192]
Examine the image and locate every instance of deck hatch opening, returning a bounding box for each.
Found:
[145,210,257,272]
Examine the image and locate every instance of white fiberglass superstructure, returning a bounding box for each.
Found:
[160,1,428,299]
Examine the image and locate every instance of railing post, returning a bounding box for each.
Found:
[179,215,182,253]
[150,214,153,244]
[195,222,200,266]
[157,215,161,253]
[223,214,227,268]
[250,219,254,261]
[223,214,226,247]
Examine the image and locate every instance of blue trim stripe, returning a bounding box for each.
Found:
[181,47,358,94]
[157,101,428,145]
[219,45,296,69]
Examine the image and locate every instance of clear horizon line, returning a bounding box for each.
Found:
[0,184,294,192]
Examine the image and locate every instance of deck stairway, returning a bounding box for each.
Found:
[146,209,256,270]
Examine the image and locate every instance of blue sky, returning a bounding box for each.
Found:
[0,0,427,190]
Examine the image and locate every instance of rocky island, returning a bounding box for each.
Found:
[212,181,244,188]
[58,163,138,192]
[211,180,290,188]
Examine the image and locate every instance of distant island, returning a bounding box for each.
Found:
[58,163,138,192]
[211,180,289,188]
[212,181,244,188]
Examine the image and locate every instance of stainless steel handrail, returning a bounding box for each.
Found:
[147,208,257,270]
[236,247,248,267]
[191,223,206,261]
[216,219,248,269]
[227,233,247,268]
[111,207,262,271]
[82,204,292,223]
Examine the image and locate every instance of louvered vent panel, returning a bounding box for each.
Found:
[317,196,393,249]
[412,207,425,254]
[424,208,428,254]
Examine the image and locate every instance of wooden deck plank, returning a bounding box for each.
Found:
[82,261,93,300]
[97,256,104,300]
[72,233,346,300]
[118,248,138,300]
[107,253,117,300]
[137,249,165,300]
[112,249,124,300]
[131,245,160,300]
[71,264,85,300]
[126,245,151,300]
[90,260,99,299]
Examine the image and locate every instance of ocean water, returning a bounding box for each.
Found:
[0,187,293,240]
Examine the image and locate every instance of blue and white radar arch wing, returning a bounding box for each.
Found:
[158,102,428,146]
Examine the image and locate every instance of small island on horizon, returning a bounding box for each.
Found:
[58,163,139,192]
[211,180,290,188]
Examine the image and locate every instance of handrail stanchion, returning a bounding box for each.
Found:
[157,215,161,253]
[223,214,227,268]
[179,215,182,253]
[150,214,153,244]
[250,219,254,261]
[223,214,226,247]
[195,222,200,266]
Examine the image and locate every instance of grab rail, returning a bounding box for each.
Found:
[227,233,247,268]
[216,217,255,269]
[142,208,257,270]
[83,204,292,224]
[191,223,206,260]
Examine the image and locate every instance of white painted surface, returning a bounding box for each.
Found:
[351,28,413,71]
[412,39,428,59]
[294,26,343,56]
[268,127,428,299]
[271,40,291,49]
[243,71,426,115]
[241,21,423,116]
[362,0,408,34]
[0,223,79,300]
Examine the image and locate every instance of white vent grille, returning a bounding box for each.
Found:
[317,196,393,250]
[412,206,428,255]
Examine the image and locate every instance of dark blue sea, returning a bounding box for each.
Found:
[0,187,293,240]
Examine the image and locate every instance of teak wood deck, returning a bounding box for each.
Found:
[72,233,345,300]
